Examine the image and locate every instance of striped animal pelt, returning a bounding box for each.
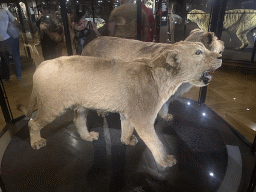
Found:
[187,9,256,49]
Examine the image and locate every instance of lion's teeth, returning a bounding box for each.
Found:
[204,73,211,78]
[202,71,212,82]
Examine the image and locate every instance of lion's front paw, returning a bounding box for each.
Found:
[81,131,99,142]
[166,155,177,167]
[157,155,177,167]
[121,135,138,146]
[129,135,138,146]
[31,138,47,150]
[163,114,173,121]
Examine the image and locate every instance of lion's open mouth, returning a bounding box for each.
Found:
[201,70,213,84]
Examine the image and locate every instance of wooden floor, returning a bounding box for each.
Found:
[183,64,256,142]
[1,35,256,144]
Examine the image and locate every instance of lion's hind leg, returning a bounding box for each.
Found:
[73,107,99,141]
[120,113,138,146]
[29,112,56,149]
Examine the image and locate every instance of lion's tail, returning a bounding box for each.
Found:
[17,89,37,118]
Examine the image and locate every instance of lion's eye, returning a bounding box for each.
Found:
[219,51,223,55]
[195,50,202,55]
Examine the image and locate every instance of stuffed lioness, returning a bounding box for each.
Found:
[82,29,224,120]
[18,41,222,167]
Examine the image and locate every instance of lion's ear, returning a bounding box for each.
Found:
[201,32,215,50]
[166,50,180,67]
[205,32,214,45]
[150,50,180,68]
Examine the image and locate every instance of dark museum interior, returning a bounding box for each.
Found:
[0,0,256,191]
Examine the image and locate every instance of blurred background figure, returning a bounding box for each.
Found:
[0,6,22,82]
[142,0,155,42]
[36,4,64,60]
[71,4,100,55]
[108,0,148,41]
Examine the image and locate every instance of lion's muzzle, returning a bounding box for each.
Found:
[201,55,222,85]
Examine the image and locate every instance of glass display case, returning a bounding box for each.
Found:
[1,0,255,142]
[0,1,256,192]
[173,0,256,63]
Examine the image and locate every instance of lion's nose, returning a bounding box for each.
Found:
[217,56,222,59]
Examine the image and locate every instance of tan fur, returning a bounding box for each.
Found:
[187,9,256,49]
[82,29,224,120]
[18,41,222,167]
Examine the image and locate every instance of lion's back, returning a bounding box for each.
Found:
[83,36,166,61]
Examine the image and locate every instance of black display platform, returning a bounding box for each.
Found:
[0,98,239,192]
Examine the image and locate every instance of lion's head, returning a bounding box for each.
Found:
[153,41,222,87]
[185,29,224,55]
